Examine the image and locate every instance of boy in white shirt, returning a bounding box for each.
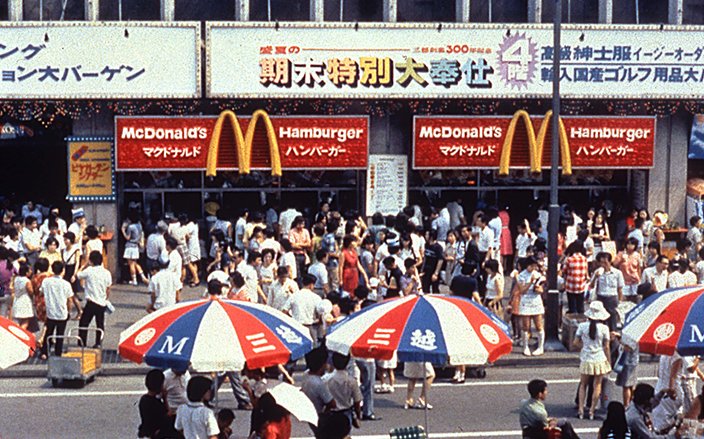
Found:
[148,257,183,312]
[77,251,112,347]
[175,376,219,439]
[40,261,81,358]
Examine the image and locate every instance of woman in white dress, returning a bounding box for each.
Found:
[576,301,612,420]
[185,216,201,287]
[10,263,34,329]
[122,210,147,285]
[516,256,546,357]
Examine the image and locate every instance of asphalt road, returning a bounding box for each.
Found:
[0,363,660,439]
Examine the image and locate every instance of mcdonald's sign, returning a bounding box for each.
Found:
[115,112,369,171]
[413,113,654,170]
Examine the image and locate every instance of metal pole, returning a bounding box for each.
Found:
[545,0,564,350]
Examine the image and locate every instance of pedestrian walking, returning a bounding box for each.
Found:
[576,301,612,420]
[40,261,81,358]
[516,256,546,356]
[77,251,112,347]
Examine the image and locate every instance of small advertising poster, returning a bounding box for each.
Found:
[366,155,407,217]
[67,137,115,202]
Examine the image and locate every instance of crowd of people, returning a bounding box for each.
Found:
[8,196,704,438]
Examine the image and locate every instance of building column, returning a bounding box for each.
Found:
[235,0,249,21]
[161,0,175,21]
[648,114,689,226]
[456,0,469,22]
[598,0,612,24]
[528,0,541,23]
[669,0,683,24]
[72,112,120,279]
[310,0,324,21]
[9,0,22,20]
[383,0,397,22]
[85,0,99,20]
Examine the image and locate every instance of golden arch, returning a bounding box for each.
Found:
[206,109,282,177]
[499,110,572,176]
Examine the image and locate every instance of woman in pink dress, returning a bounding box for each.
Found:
[340,234,368,297]
[499,209,513,270]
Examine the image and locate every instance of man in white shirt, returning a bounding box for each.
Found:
[148,259,183,312]
[77,251,112,347]
[165,236,183,278]
[323,352,363,433]
[642,255,669,292]
[67,208,86,241]
[146,221,168,272]
[175,376,219,439]
[476,214,494,262]
[279,203,302,240]
[41,261,81,357]
[283,274,322,342]
[268,266,299,312]
[590,252,625,331]
[308,250,330,298]
[234,208,248,250]
[20,215,42,267]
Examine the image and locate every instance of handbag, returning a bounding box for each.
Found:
[508,283,521,313]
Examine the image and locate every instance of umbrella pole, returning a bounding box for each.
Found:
[423,359,429,436]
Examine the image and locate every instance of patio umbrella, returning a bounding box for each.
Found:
[622,286,704,356]
[0,316,36,369]
[118,297,314,372]
[326,294,512,365]
[266,381,318,426]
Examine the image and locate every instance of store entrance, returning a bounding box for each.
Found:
[0,119,72,214]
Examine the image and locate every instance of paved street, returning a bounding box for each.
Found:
[0,363,659,439]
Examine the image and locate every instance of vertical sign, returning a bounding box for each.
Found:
[67,137,115,202]
[366,155,407,217]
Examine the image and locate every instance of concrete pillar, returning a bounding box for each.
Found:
[669,0,683,24]
[85,0,99,20]
[235,0,249,21]
[598,0,612,24]
[310,0,324,21]
[72,112,120,278]
[9,0,22,21]
[648,114,689,227]
[383,0,397,22]
[528,0,541,23]
[161,0,175,21]
[456,0,470,22]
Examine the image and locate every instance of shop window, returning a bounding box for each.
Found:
[250,0,310,21]
[323,0,383,21]
[123,172,202,190]
[397,0,455,22]
[0,1,7,20]
[683,0,704,24]
[613,0,638,23]
[23,0,84,20]
[175,0,234,20]
[638,0,669,23]
[541,0,598,23]
[165,192,202,221]
[99,0,160,20]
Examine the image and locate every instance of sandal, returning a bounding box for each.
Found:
[403,399,413,409]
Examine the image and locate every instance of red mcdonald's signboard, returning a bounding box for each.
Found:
[115,112,369,172]
[413,113,655,170]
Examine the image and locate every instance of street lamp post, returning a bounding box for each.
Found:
[545,0,565,350]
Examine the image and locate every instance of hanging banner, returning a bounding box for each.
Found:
[413,114,655,169]
[208,22,704,99]
[115,114,369,171]
[0,22,200,98]
[67,137,115,202]
[366,155,408,217]
[689,114,704,160]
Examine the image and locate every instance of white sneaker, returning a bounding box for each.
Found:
[129,279,138,286]
[523,347,532,356]
[532,347,544,356]
[387,385,394,393]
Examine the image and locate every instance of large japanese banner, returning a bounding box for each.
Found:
[115,115,369,171]
[207,22,704,99]
[413,115,655,169]
[67,138,115,202]
[0,22,200,98]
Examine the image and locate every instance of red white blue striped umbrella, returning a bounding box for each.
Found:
[326,295,512,365]
[118,297,314,372]
[0,316,36,369]
[622,286,704,356]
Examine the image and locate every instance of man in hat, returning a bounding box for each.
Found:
[68,208,86,242]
